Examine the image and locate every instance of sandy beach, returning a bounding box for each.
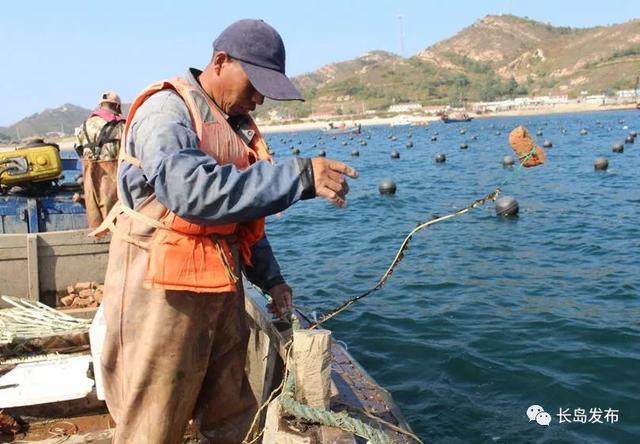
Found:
[259,102,637,134]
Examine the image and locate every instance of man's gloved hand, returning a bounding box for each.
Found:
[310,158,358,208]
[267,282,293,318]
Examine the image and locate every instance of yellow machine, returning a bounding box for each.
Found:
[0,140,62,187]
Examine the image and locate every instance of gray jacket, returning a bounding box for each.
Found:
[118,68,314,291]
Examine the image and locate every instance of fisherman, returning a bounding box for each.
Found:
[93,19,357,443]
[74,91,125,227]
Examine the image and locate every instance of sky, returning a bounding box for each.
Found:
[0,0,637,126]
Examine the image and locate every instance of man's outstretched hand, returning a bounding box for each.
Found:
[311,158,358,208]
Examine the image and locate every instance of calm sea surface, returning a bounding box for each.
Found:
[263,110,639,444]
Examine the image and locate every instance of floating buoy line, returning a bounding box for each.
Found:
[245,127,546,444]
[309,126,545,329]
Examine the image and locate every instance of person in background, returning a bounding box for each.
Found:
[74,91,125,227]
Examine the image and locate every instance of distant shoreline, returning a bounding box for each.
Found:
[259,103,637,134]
[1,103,636,150]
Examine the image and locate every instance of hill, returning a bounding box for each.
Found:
[417,15,640,95]
[256,14,640,119]
[0,104,92,141]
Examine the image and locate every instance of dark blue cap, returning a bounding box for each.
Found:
[213,19,303,101]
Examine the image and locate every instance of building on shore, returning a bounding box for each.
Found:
[387,103,423,113]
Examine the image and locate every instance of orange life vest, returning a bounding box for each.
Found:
[92,76,272,294]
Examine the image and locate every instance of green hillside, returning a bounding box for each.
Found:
[1,104,91,141]
[255,14,640,120]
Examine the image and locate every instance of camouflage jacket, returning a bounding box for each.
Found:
[74,115,124,161]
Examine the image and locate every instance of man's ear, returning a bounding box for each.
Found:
[212,51,230,75]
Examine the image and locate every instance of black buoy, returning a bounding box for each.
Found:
[612,143,624,153]
[378,179,397,195]
[318,150,326,157]
[406,141,414,148]
[543,140,552,148]
[390,149,400,159]
[292,148,300,155]
[502,155,515,167]
[495,196,519,217]
[351,149,360,157]
[625,135,634,144]
[435,153,446,163]
[580,128,588,135]
[594,157,608,171]
[460,143,468,149]
[431,136,438,142]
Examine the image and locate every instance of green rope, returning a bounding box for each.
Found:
[278,315,395,443]
[280,381,394,444]
[499,148,535,188]
[281,369,394,440]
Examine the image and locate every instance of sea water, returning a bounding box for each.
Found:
[263,109,639,443]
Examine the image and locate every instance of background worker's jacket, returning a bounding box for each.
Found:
[75,109,125,228]
[116,68,315,292]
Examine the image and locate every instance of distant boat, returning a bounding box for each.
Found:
[322,122,361,135]
[439,111,473,123]
[390,116,411,126]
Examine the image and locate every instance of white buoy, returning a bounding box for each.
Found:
[594,157,608,171]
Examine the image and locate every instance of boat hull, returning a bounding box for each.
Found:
[442,117,473,123]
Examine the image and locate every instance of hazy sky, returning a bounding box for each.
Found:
[1,0,637,126]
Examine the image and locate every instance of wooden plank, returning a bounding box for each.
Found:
[27,233,39,302]
[0,249,27,260]
[0,233,31,249]
[38,229,111,246]
[244,292,288,358]
[39,243,110,257]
